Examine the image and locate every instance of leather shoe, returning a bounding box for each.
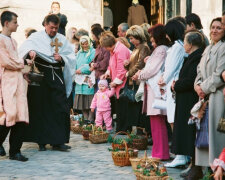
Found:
[0,145,6,156]
[52,144,69,152]
[148,137,153,146]
[64,144,71,149]
[9,153,28,162]
[38,144,46,151]
[180,166,191,178]
[164,155,187,168]
[185,166,203,180]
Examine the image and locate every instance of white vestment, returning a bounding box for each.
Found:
[19,30,76,97]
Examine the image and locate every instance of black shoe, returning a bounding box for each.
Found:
[0,146,6,156]
[84,120,91,125]
[148,137,153,146]
[185,166,203,180]
[64,145,71,149]
[38,144,46,151]
[52,144,69,152]
[180,166,191,178]
[9,153,28,162]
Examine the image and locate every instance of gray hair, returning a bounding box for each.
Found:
[76,28,89,39]
[185,31,205,48]
[118,23,129,32]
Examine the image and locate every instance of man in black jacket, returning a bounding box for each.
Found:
[50,1,67,36]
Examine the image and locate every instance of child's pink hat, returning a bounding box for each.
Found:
[98,79,108,87]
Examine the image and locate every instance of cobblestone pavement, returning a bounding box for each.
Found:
[0,133,183,180]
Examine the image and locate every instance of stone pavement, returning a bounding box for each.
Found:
[0,133,183,180]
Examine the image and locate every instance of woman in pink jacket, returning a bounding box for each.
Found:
[100,32,131,132]
[134,24,171,160]
[90,79,115,132]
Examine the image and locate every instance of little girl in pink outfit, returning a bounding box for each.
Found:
[90,79,115,132]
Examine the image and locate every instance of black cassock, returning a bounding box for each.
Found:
[23,57,70,145]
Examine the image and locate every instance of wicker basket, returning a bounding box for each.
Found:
[89,126,109,144]
[71,125,83,134]
[136,173,169,180]
[82,130,91,140]
[130,157,141,170]
[112,140,138,167]
[132,127,148,150]
[70,109,79,130]
[134,152,169,180]
[112,131,132,150]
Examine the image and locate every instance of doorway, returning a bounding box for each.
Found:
[108,0,151,36]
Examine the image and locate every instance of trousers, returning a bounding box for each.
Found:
[95,110,112,130]
[0,122,25,156]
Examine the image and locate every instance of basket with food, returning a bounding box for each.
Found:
[109,140,138,167]
[130,127,148,150]
[89,126,109,144]
[108,131,132,150]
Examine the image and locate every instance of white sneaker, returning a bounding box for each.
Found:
[164,155,187,168]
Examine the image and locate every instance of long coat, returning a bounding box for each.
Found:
[162,40,186,123]
[124,43,150,85]
[127,4,148,27]
[172,48,204,157]
[194,41,225,166]
[75,47,95,95]
[0,35,29,127]
[139,45,168,116]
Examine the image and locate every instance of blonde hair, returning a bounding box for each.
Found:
[117,37,130,48]
[141,23,151,43]
[66,27,77,43]
[100,31,116,47]
[126,25,146,43]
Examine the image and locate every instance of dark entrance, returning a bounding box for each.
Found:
[108,0,151,36]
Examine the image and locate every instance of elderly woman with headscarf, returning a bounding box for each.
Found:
[73,36,96,123]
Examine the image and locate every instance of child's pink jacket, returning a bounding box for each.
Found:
[90,88,115,111]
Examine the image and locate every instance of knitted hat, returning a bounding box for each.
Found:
[98,79,108,87]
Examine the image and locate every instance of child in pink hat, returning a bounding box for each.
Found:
[90,79,115,133]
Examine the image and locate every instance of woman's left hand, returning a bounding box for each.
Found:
[214,166,223,180]
[110,82,117,88]
[76,69,81,74]
[195,85,205,99]
[132,71,141,81]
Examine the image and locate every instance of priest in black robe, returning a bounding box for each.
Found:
[19,14,76,151]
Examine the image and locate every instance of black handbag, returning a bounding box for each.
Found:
[195,105,209,149]
[119,80,136,102]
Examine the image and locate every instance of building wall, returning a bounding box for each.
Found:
[171,0,223,40]
[192,0,222,39]
[0,0,103,46]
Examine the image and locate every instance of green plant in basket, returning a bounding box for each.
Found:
[113,137,132,145]
[82,124,92,131]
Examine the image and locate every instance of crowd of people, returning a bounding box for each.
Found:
[0,1,224,179]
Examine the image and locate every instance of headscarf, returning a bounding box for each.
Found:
[79,35,92,57]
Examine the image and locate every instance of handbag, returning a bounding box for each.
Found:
[119,81,136,102]
[152,97,167,110]
[195,105,209,149]
[217,117,225,133]
[135,81,145,102]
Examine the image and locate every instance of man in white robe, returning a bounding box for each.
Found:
[19,14,76,151]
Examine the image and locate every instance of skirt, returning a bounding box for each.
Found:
[73,94,94,110]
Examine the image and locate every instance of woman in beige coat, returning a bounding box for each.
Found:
[192,17,225,179]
